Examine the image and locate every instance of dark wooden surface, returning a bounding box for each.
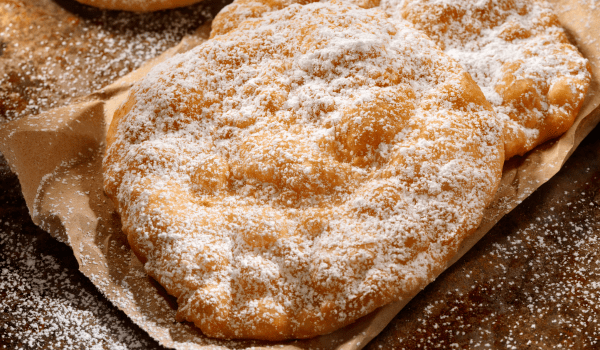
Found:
[1,0,599,348]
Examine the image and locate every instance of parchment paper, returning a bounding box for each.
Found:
[1,1,599,349]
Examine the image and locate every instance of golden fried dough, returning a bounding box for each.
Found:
[215,0,591,159]
[103,1,503,340]
[75,0,202,11]
[381,0,591,159]
[211,0,380,37]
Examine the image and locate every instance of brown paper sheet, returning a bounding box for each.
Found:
[1,2,599,349]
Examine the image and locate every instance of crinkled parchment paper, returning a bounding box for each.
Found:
[1,1,599,349]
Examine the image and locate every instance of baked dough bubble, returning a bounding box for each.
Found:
[75,0,203,11]
[103,0,504,340]
[380,0,591,159]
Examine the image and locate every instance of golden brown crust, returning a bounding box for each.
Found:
[103,1,503,340]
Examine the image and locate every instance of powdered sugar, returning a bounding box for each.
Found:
[104,1,503,339]
[0,163,156,350]
[367,133,600,349]
[0,0,223,123]
[380,0,591,159]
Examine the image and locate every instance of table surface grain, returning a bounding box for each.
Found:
[1,0,599,349]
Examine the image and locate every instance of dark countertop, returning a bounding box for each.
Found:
[1,0,599,349]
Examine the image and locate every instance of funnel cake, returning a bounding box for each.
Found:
[103,1,503,340]
[381,0,591,159]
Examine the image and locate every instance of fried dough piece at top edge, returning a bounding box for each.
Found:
[75,0,203,12]
[103,1,504,340]
[380,0,591,159]
[210,0,382,38]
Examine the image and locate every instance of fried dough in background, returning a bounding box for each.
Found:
[380,0,591,159]
[74,0,204,12]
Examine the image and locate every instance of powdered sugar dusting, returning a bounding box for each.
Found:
[0,160,157,350]
[104,1,503,340]
[0,0,225,123]
[380,0,591,159]
[366,130,600,349]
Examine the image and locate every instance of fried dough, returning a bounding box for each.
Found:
[211,0,380,37]
[75,0,202,11]
[381,0,591,158]
[103,1,503,340]
[214,0,591,159]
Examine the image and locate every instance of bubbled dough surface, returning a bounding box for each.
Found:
[103,1,504,340]
[75,0,202,11]
[380,0,591,159]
